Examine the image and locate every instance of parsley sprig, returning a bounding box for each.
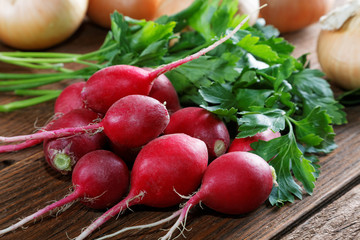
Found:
[0,0,347,205]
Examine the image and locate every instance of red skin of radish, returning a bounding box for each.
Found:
[75,133,208,240]
[192,151,273,214]
[102,94,170,148]
[0,150,129,236]
[43,109,106,174]
[54,81,86,115]
[81,65,153,114]
[143,67,181,115]
[110,141,141,166]
[228,129,281,152]
[164,107,230,158]
[72,150,130,209]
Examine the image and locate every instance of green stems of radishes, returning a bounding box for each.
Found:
[0,92,61,112]
[0,43,118,112]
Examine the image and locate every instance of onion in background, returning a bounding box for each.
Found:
[0,0,88,50]
[259,0,335,33]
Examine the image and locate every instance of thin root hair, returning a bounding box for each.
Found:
[173,187,197,200]
[94,210,182,240]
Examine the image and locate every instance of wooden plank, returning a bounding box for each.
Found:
[282,184,360,240]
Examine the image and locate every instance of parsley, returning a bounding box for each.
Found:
[0,0,347,205]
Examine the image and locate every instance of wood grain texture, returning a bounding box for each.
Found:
[282,184,360,240]
[1,1,359,239]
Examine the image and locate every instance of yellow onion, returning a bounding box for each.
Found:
[259,0,334,33]
[317,0,360,90]
[0,0,88,50]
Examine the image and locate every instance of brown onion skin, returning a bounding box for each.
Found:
[259,0,334,33]
[87,0,194,29]
[317,13,360,90]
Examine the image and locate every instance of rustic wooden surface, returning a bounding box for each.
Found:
[0,1,359,239]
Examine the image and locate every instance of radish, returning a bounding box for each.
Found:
[54,81,86,114]
[159,152,274,239]
[0,82,87,153]
[0,95,170,150]
[96,151,275,240]
[43,108,106,174]
[164,107,230,158]
[228,128,281,152]
[145,68,181,115]
[81,15,251,114]
[74,133,208,240]
[0,150,130,236]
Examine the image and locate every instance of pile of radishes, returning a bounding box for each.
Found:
[0,16,280,240]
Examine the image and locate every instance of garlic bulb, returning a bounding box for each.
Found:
[317,0,360,90]
[0,0,88,50]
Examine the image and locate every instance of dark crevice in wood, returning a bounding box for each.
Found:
[0,159,15,170]
[270,175,360,240]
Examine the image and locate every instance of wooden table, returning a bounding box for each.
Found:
[1,3,359,240]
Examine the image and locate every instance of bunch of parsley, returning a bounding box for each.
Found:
[0,0,347,205]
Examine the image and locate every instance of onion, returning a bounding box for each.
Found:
[87,0,260,29]
[0,0,88,50]
[259,0,335,33]
[86,0,194,29]
[238,0,259,26]
[317,0,360,90]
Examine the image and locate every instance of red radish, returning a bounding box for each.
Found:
[54,81,86,114]
[228,128,281,152]
[96,151,275,240]
[0,82,87,153]
[159,151,274,239]
[0,150,130,236]
[144,68,181,115]
[81,15,251,114]
[0,95,170,150]
[164,107,230,158]
[43,109,106,174]
[74,133,208,240]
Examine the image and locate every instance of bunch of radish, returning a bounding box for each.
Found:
[0,13,281,240]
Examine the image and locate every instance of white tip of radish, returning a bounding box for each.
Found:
[270,166,278,187]
[214,139,227,157]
